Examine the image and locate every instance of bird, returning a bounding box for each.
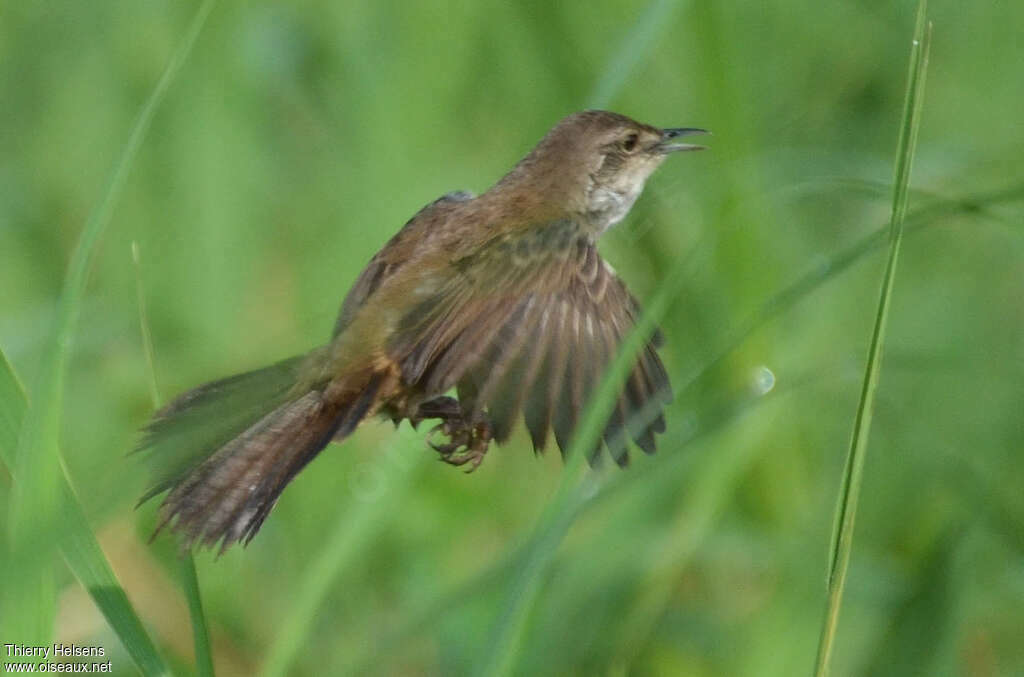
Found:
[137,110,707,551]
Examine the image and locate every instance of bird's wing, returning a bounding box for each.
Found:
[333,190,475,337]
[389,219,671,466]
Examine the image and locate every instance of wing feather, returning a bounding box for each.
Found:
[471,295,539,441]
[391,220,671,464]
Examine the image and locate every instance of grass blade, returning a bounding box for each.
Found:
[673,178,1024,400]
[0,348,171,676]
[180,556,216,677]
[134,241,215,677]
[1,0,214,661]
[814,3,932,675]
[0,352,27,464]
[134,241,163,410]
[586,0,687,108]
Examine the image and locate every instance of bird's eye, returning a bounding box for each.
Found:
[621,133,639,152]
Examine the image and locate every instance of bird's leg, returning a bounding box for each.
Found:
[413,396,493,472]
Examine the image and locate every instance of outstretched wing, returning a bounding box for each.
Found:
[390,219,671,466]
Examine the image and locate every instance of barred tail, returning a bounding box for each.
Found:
[138,353,382,551]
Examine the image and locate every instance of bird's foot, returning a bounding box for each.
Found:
[418,397,492,472]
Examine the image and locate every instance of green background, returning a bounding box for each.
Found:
[2,1,1022,675]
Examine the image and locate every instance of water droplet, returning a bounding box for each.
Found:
[752,366,776,395]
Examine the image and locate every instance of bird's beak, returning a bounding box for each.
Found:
[656,127,709,153]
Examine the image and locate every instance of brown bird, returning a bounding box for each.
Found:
[138,110,707,551]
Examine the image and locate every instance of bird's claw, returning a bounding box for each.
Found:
[426,418,491,473]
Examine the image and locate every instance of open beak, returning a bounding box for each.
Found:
[656,127,709,153]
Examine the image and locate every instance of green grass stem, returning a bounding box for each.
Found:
[813,3,932,675]
[587,0,688,109]
[0,350,171,675]
[133,241,215,677]
[1,0,212,664]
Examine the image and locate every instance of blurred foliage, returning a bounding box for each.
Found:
[1,1,1022,675]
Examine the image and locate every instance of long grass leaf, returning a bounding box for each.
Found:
[0,352,27,462]
[673,179,1024,399]
[587,0,687,108]
[180,556,215,677]
[813,3,931,675]
[2,0,214,659]
[133,241,215,677]
[0,348,171,676]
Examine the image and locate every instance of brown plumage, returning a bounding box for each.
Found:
[138,110,707,551]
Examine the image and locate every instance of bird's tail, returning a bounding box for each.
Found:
[137,350,382,551]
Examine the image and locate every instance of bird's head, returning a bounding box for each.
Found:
[496,110,707,233]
